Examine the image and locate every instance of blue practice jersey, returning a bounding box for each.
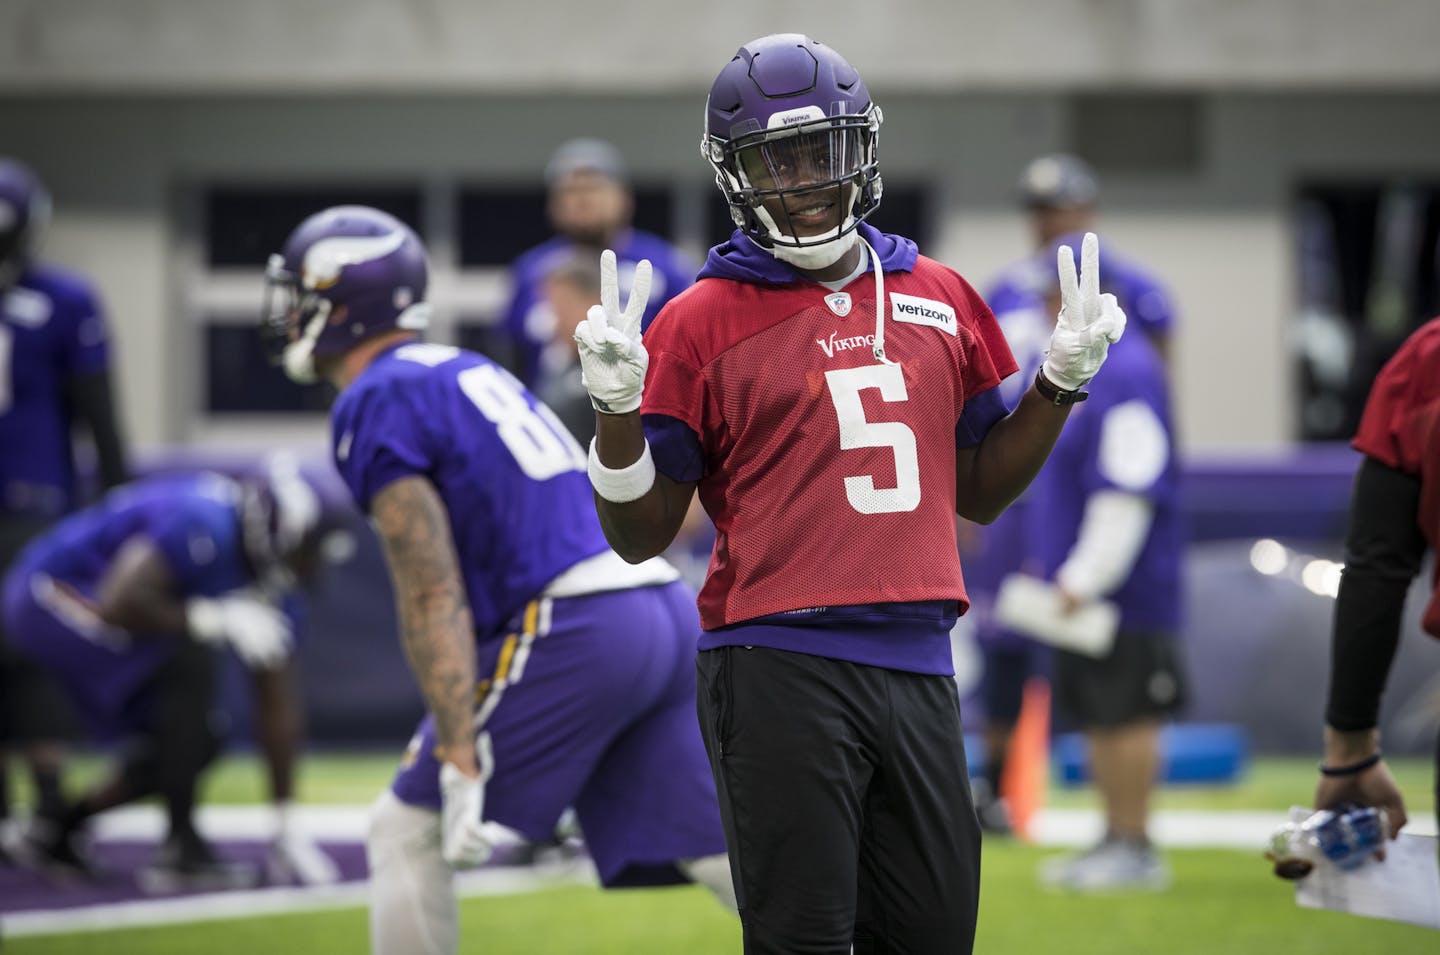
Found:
[330,342,612,640]
[503,230,695,388]
[0,264,114,518]
[1023,331,1184,632]
[12,472,252,599]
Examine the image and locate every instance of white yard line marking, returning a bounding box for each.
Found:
[4,856,597,938]
[6,806,1434,938]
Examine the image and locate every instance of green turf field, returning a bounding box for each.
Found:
[21,750,1436,816]
[7,753,1437,954]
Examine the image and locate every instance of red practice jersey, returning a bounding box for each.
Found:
[1353,315,1440,637]
[642,256,1017,630]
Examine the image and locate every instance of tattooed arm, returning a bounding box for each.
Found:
[371,476,479,777]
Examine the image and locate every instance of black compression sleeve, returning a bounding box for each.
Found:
[68,369,130,492]
[1324,456,1427,731]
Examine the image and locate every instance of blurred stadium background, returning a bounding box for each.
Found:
[3,0,1440,951]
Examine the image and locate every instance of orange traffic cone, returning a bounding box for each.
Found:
[1000,676,1051,842]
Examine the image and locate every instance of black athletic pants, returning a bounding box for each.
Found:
[696,646,981,955]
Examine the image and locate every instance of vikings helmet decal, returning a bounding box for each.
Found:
[262,205,430,383]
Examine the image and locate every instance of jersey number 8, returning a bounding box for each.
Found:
[458,364,587,481]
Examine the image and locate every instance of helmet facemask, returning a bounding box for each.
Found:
[262,254,332,385]
[707,107,883,270]
[241,455,323,593]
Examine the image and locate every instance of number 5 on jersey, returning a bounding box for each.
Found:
[824,364,921,515]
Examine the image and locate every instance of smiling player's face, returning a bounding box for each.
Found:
[738,129,858,239]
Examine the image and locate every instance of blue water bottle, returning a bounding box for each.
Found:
[1303,804,1386,871]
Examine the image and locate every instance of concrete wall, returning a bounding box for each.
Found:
[5,89,1440,451]
[4,0,1439,92]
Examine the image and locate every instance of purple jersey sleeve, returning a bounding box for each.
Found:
[1114,265,1176,341]
[955,384,1009,448]
[1077,338,1174,501]
[642,413,705,483]
[333,381,436,513]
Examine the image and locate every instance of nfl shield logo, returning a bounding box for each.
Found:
[824,292,852,317]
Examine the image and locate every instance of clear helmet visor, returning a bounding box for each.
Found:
[735,126,865,195]
[261,256,299,344]
[729,124,871,263]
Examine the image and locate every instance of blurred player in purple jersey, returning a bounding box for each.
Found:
[499,138,697,389]
[966,153,1182,836]
[577,34,1126,954]
[0,462,340,888]
[263,205,731,955]
[991,153,1176,360]
[0,158,130,863]
[1016,264,1185,892]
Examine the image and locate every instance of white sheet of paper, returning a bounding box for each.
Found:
[1296,826,1440,930]
[993,574,1118,658]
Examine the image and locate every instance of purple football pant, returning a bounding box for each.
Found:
[391,580,727,887]
[1,569,178,741]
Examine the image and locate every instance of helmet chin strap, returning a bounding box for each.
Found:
[753,200,860,271]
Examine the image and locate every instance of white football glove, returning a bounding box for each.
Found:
[574,249,652,414]
[266,804,340,886]
[186,591,293,670]
[439,731,495,868]
[1042,232,1127,391]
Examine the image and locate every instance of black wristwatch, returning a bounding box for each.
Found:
[1034,369,1089,406]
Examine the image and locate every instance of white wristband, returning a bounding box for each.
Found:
[587,438,656,504]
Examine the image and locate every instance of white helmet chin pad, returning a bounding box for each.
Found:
[753,202,860,271]
[282,340,318,384]
[768,228,859,270]
[281,308,327,384]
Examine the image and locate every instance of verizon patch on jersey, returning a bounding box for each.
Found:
[889,293,956,336]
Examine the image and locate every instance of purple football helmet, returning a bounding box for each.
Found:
[702,34,883,266]
[238,454,332,591]
[262,205,430,383]
[0,158,52,289]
